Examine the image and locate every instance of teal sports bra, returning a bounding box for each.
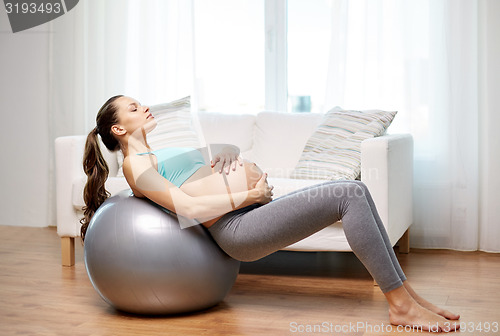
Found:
[137,147,206,187]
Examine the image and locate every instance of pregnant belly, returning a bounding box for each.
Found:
[180,159,263,196]
[179,159,264,227]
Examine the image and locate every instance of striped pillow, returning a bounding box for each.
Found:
[115,96,201,177]
[290,107,397,181]
[146,96,201,150]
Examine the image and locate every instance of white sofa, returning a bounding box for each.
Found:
[55,111,413,266]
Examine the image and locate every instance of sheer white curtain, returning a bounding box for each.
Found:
[123,0,195,105]
[49,0,194,133]
[324,0,492,251]
[48,0,196,226]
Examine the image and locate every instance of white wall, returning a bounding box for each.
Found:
[0,11,51,227]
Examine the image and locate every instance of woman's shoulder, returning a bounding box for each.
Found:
[122,154,158,198]
[123,154,157,172]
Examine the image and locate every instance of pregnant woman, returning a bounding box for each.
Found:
[81,95,460,332]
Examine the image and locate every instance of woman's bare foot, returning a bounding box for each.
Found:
[385,286,459,332]
[403,282,460,320]
[389,298,459,332]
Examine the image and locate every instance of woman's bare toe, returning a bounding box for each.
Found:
[436,308,460,321]
[389,300,459,332]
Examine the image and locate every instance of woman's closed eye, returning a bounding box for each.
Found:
[129,102,140,112]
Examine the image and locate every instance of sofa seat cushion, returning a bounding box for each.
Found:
[72,175,348,250]
[266,177,328,199]
[266,177,349,251]
[283,223,350,251]
[73,176,330,209]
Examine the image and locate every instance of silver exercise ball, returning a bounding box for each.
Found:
[84,190,240,315]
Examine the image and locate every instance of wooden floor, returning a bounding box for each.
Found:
[1,226,499,336]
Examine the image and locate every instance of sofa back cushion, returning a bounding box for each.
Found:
[114,109,324,179]
[251,112,323,178]
[197,112,256,158]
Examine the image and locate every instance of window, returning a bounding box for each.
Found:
[287,0,331,113]
[194,0,265,113]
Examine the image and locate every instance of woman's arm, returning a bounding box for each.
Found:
[123,156,271,220]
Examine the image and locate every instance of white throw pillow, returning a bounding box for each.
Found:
[115,96,202,177]
[291,107,397,181]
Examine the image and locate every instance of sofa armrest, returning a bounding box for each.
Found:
[55,135,87,237]
[361,134,414,246]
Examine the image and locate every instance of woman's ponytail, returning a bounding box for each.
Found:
[80,127,110,241]
[80,95,123,241]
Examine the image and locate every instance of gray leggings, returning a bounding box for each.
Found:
[208,180,407,293]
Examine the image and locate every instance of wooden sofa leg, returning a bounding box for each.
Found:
[398,228,410,254]
[61,237,75,267]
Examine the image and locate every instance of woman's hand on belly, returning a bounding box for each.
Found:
[211,146,244,174]
[179,160,272,227]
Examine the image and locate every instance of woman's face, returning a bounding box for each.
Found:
[112,96,157,137]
